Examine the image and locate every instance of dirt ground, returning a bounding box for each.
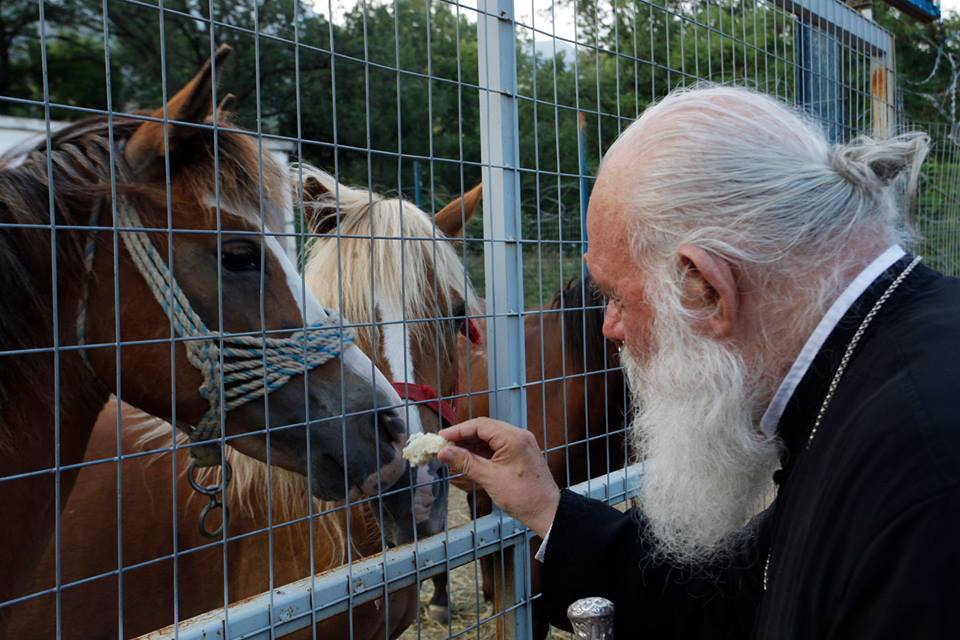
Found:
[398,487,571,640]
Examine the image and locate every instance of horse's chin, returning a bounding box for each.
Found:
[375,459,449,546]
[411,460,449,538]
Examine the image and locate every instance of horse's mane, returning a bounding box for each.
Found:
[297,163,476,356]
[549,275,610,371]
[130,410,375,570]
[0,118,130,421]
[0,116,287,232]
[0,115,288,434]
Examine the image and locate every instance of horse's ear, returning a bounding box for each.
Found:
[124,44,232,173]
[435,183,482,237]
[302,172,332,202]
[301,173,338,235]
[216,92,236,115]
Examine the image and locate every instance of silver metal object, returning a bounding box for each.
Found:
[567,597,615,640]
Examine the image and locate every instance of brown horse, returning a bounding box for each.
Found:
[449,276,627,639]
[0,47,423,635]
[5,167,482,639]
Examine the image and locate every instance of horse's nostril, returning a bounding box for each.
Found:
[376,408,405,443]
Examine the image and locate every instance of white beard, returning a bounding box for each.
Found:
[623,304,781,568]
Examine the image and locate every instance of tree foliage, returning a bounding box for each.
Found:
[2,0,958,286]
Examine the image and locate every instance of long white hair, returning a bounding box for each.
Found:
[615,85,928,341]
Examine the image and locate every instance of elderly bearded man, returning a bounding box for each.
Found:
[439,86,960,639]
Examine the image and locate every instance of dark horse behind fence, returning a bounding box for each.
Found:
[441,275,628,638]
[0,45,438,634]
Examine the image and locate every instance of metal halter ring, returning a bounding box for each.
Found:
[187,459,232,539]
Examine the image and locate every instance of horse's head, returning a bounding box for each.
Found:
[75,47,409,504]
[300,167,482,543]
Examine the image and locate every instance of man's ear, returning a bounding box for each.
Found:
[676,244,738,338]
[124,44,232,174]
[435,183,482,237]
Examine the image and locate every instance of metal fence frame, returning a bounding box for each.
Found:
[131,1,896,638]
[148,465,643,639]
[8,0,959,638]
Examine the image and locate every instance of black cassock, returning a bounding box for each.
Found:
[542,256,960,639]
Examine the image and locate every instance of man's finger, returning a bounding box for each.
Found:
[441,418,515,452]
[439,419,483,443]
[438,443,492,485]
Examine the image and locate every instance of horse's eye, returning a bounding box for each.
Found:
[451,301,482,345]
[451,301,467,334]
[221,240,261,272]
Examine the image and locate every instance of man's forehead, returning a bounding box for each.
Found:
[586,201,625,265]
[585,140,645,285]
[583,234,616,288]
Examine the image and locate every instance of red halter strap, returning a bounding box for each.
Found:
[391,315,478,428]
[464,317,482,346]
[391,382,459,428]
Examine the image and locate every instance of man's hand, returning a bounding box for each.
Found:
[438,418,560,538]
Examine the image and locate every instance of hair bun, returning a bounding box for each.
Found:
[830,132,930,197]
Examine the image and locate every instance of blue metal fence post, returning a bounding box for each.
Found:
[412,159,423,209]
[796,20,842,142]
[477,0,529,636]
[578,111,590,274]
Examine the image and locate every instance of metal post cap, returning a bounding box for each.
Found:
[567,596,614,620]
[567,597,615,639]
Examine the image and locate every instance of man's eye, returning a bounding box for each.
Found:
[221,240,261,272]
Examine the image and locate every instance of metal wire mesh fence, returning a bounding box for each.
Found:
[0,1,956,639]
[915,122,960,276]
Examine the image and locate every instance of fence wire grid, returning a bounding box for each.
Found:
[0,0,958,639]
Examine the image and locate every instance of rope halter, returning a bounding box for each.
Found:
[77,196,355,467]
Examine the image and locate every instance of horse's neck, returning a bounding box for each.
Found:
[1,355,107,475]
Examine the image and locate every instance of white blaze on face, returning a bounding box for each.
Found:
[275,158,298,261]
[377,300,425,437]
[264,235,403,409]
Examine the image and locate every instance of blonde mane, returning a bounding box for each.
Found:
[131,413,366,568]
[297,163,475,356]
[132,165,475,570]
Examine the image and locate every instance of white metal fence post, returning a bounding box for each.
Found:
[477,0,530,636]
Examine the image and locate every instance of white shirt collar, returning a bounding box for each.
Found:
[759,245,907,437]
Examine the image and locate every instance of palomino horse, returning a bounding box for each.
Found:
[5,167,482,638]
[0,47,423,635]
[452,276,627,639]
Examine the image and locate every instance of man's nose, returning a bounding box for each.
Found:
[602,302,624,342]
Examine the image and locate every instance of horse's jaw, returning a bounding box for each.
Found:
[374,458,449,547]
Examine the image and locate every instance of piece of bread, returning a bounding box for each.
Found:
[402,432,448,466]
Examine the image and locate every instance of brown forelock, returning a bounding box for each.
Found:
[170,128,289,233]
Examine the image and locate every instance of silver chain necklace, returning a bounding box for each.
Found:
[762,255,923,592]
